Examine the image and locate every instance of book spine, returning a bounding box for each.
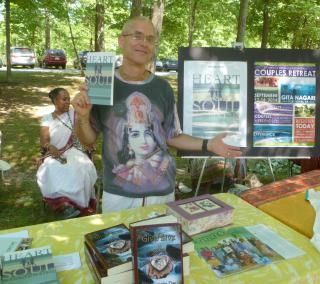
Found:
[84,238,110,270]
[84,245,102,284]
[84,241,108,277]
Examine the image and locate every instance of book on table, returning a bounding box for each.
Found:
[0,245,59,283]
[192,224,305,278]
[84,223,132,277]
[130,214,194,254]
[130,221,184,284]
[166,194,234,235]
[84,217,191,283]
[85,52,115,106]
[85,240,190,284]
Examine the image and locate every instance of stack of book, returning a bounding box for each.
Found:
[84,215,193,283]
[166,194,234,235]
[0,245,59,284]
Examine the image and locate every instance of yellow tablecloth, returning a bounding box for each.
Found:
[1,193,320,284]
[259,191,315,238]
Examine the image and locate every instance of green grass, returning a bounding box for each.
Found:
[0,70,87,230]
[0,70,297,231]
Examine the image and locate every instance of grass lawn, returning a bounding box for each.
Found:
[0,70,296,231]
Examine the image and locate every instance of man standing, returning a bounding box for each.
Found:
[72,16,241,213]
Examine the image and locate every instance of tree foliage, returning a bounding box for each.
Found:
[0,0,319,65]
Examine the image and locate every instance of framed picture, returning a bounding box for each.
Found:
[178,47,320,157]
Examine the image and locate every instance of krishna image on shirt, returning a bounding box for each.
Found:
[107,92,175,193]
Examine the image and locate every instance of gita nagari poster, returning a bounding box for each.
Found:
[178,47,320,157]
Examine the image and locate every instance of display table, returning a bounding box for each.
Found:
[1,193,320,283]
[240,170,320,238]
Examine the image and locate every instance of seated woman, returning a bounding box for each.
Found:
[37,88,97,218]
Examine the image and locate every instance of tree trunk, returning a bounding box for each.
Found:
[5,0,11,82]
[66,4,81,74]
[45,9,51,50]
[95,0,105,51]
[261,0,269,48]
[130,0,142,18]
[188,0,199,47]
[151,0,165,72]
[236,0,249,43]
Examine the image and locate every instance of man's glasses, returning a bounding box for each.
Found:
[122,32,158,45]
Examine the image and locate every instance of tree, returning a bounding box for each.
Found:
[44,9,51,50]
[5,0,11,82]
[95,0,105,51]
[236,0,249,44]
[260,0,269,48]
[130,0,142,17]
[151,0,165,63]
[188,0,199,47]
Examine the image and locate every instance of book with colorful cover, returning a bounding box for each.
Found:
[85,52,115,105]
[84,224,132,276]
[192,226,283,278]
[0,245,59,283]
[131,223,184,284]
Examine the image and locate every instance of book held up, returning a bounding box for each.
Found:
[85,52,116,106]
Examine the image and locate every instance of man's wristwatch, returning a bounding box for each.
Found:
[202,139,208,152]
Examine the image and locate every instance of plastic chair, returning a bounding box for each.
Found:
[0,131,11,183]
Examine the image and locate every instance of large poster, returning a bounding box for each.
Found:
[253,63,316,147]
[183,61,247,147]
[178,47,320,157]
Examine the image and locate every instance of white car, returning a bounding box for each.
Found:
[10,47,36,68]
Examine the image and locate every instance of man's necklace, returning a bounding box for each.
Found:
[119,67,149,81]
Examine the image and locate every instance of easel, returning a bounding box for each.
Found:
[193,157,282,197]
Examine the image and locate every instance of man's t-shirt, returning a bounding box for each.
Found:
[91,72,179,198]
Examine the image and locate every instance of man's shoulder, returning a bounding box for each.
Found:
[151,74,172,89]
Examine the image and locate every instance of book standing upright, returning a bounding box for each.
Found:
[130,222,184,284]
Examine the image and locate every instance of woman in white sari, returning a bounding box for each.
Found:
[37,88,97,218]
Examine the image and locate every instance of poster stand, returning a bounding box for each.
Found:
[193,156,310,197]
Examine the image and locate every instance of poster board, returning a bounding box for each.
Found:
[178,47,320,157]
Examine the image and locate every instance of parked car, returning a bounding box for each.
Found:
[39,49,67,69]
[155,60,163,71]
[10,47,36,68]
[162,59,178,72]
[73,50,90,69]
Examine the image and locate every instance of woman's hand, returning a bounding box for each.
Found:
[47,144,60,158]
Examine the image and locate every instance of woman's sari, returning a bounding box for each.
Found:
[36,108,97,216]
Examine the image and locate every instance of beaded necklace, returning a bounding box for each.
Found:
[53,111,84,151]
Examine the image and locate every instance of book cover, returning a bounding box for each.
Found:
[0,245,59,284]
[84,223,132,275]
[193,226,283,278]
[0,238,32,255]
[131,223,184,284]
[166,194,234,235]
[130,214,194,254]
[85,52,115,106]
[85,242,190,284]
[182,60,247,147]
